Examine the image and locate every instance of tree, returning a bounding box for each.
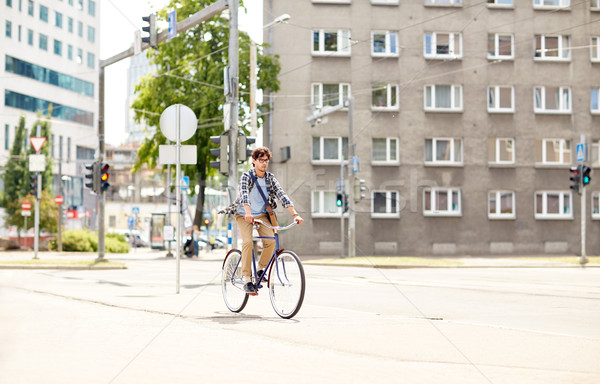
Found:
[4,191,58,234]
[1,116,28,209]
[131,0,281,228]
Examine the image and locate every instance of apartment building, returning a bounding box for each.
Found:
[264,0,600,256]
[1,0,99,217]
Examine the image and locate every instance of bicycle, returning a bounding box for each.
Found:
[221,218,306,319]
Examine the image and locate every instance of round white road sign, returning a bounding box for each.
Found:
[159,104,198,142]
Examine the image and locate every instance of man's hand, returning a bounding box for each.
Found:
[244,213,254,223]
[294,215,304,225]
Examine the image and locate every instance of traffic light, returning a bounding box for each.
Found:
[141,14,157,48]
[570,165,581,194]
[582,165,591,186]
[99,163,110,192]
[336,192,343,207]
[343,193,349,213]
[84,162,99,194]
[353,178,366,203]
[210,132,229,175]
[29,174,38,198]
[204,218,210,227]
[238,134,256,162]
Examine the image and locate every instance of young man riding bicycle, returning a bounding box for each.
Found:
[220,147,304,293]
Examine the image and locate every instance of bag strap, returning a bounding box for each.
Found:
[249,171,275,215]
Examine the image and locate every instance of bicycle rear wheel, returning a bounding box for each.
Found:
[222,250,248,312]
[269,251,305,319]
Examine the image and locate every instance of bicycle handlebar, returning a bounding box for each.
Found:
[253,218,298,232]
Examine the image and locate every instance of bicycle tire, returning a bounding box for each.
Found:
[269,251,305,319]
[222,249,249,313]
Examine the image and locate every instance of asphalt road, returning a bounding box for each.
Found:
[0,254,598,384]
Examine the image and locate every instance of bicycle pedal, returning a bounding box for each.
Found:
[248,292,258,296]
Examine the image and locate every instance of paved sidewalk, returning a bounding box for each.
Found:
[0,247,597,269]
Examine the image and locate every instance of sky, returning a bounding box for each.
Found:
[100,0,263,146]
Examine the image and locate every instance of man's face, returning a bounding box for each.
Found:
[254,155,270,172]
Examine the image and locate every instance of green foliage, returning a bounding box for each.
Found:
[5,191,58,233]
[56,230,130,253]
[106,236,130,253]
[106,232,127,242]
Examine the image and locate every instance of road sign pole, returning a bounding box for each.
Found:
[175,104,181,294]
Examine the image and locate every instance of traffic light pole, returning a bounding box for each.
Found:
[581,184,588,265]
[33,123,41,260]
[97,66,106,261]
[227,0,239,251]
[347,98,355,259]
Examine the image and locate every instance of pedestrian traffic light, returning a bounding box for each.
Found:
[344,193,349,213]
[29,174,38,198]
[99,163,110,192]
[353,177,366,203]
[210,132,229,175]
[141,14,157,48]
[336,192,343,207]
[238,134,256,162]
[582,165,591,186]
[84,162,99,194]
[570,165,581,194]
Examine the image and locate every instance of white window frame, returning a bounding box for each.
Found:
[488,138,515,164]
[371,191,400,218]
[371,31,399,57]
[424,32,463,59]
[534,191,573,220]
[372,137,400,165]
[533,0,570,9]
[312,29,351,57]
[487,33,514,60]
[371,0,399,4]
[593,0,600,10]
[592,192,600,220]
[535,139,571,165]
[311,190,347,218]
[425,138,463,166]
[424,0,462,5]
[312,136,348,164]
[488,191,516,220]
[312,0,351,3]
[534,35,571,61]
[591,141,600,167]
[591,37,600,62]
[372,84,399,111]
[424,84,463,112]
[423,188,462,217]
[591,88,600,114]
[312,83,351,109]
[487,0,514,7]
[488,85,515,113]
[534,86,572,114]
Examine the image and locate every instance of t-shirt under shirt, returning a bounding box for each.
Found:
[236,175,267,216]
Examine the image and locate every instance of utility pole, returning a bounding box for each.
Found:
[33,124,41,260]
[227,0,240,250]
[57,157,63,252]
[347,98,356,258]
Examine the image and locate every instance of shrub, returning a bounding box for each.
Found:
[62,230,97,252]
[106,236,130,253]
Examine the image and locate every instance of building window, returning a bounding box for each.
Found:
[88,0,95,16]
[372,84,399,110]
[312,191,344,217]
[535,191,572,220]
[488,86,514,113]
[425,138,463,165]
[55,11,62,28]
[54,39,62,56]
[372,191,399,218]
[67,45,73,60]
[592,192,600,219]
[424,188,462,216]
[534,86,571,114]
[39,4,48,22]
[4,124,9,150]
[488,0,513,6]
[312,29,351,56]
[67,137,71,161]
[591,141,600,167]
[424,32,462,59]
[534,35,570,61]
[488,191,516,219]
[39,33,48,51]
[6,0,12,7]
[487,33,514,59]
[87,52,94,69]
[27,29,33,45]
[77,21,83,37]
[312,137,348,163]
[27,0,33,16]
[87,26,95,42]
[425,0,462,5]
[533,0,569,8]
[535,139,571,165]
[5,20,11,38]
[593,0,600,10]
[372,31,398,57]
[77,48,82,64]
[18,25,21,41]
[591,37,600,62]
[372,137,399,164]
[311,83,350,108]
[591,89,600,114]
[78,0,83,10]
[68,17,73,33]
[4,90,94,126]
[488,138,515,164]
[424,84,463,112]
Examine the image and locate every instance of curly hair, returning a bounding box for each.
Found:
[251,147,272,161]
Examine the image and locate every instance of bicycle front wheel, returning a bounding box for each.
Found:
[222,249,248,313]
[269,251,305,319]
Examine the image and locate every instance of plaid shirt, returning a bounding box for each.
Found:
[219,168,293,215]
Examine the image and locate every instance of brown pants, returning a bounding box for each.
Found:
[235,214,276,277]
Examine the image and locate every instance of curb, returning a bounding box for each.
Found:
[0,264,127,270]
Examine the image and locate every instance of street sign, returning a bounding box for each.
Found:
[21,202,31,211]
[168,10,177,39]
[30,137,46,153]
[159,104,197,142]
[21,210,31,216]
[132,207,140,215]
[128,216,135,229]
[158,145,197,165]
[54,195,63,205]
[28,154,45,172]
[181,176,189,190]
[576,143,585,162]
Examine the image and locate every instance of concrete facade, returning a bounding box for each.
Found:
[264,0,600,256]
